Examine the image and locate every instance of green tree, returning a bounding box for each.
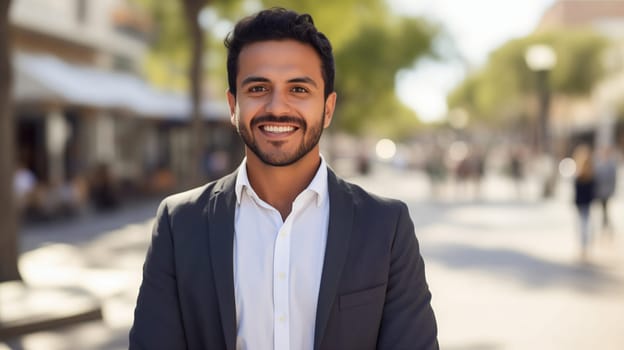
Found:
[262,0,438,138]
[448,29,609,124]
[333,18,435,136]
[182,0,207,186]
[139,0,438,140]
[133,0,217,186]
[0,0,20,283]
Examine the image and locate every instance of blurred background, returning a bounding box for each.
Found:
[1,0,624,349]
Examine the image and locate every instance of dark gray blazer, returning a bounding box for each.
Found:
[129,169,438,350]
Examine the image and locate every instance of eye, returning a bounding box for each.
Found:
[248,85,268,93]
[291,86,308,93]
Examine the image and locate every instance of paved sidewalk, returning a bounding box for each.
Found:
[2,166,624,349]
[2,201,160,350]
[353,166,624,350]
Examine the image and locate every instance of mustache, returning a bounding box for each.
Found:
[251,115,306,129]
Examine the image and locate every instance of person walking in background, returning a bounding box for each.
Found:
[130,8,438,350]
[425,145,447,199]
[14,160,37,212]
[509,146,525,199]
[593,145,618,237]
[573,144,595,260]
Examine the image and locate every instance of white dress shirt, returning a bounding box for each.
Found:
[233,157,330,350]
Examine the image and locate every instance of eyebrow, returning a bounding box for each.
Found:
[288,77,318,88]
[240,76,318,88]
[241,76,270,86]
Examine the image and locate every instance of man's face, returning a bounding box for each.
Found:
[227,40,336,167]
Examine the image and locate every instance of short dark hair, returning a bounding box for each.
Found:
[224,7,335,99]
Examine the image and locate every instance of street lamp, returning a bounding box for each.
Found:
[525,44,557,197]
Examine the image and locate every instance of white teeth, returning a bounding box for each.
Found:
[263,125,295,133]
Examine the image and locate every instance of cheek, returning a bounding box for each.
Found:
[237,99,264,122]
[298,99,326,118]
[236,106,255,126]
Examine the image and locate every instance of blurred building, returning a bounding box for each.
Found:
[536,0,624,153]
[9,0,242,217]
[539,0,624,30]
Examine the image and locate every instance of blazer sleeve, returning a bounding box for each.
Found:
[377,202,439,350]
[129,201,188,349]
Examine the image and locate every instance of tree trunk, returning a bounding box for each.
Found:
[182,0,207,188]
[0,0,22,282]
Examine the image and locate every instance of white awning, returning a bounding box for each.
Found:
[13,53,229,121]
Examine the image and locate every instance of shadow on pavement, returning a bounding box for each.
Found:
[3,322,130,350]
[19,200,161,253]
[408,199,553,232]
[425,242,621,295]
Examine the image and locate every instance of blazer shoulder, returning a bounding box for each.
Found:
[159,171,237,217]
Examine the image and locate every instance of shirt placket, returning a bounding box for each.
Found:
[273,215,292,350]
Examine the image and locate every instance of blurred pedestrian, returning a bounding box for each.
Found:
[356,149,371,175]
[13,161,37,213]
[89,162,119,211]
[454,152,472,199]
[509,146,525,198]
[130,8,438,350]
[573,144,595,260]
[425,146,446,198]
[593,145,618,237]
[472,148,486,199]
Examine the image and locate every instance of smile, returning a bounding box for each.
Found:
[261,125,297,134]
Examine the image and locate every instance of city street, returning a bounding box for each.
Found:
[2,165,624,350]
[4,1,624,349]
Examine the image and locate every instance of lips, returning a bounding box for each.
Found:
[261,125,297,134]
[252,115,305,137]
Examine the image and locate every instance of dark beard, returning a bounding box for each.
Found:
[238,111,325,167]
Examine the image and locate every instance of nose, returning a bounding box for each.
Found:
[264,91,291,116]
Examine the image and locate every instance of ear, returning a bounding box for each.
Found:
[323,92,337,129]
[226,90,237,126]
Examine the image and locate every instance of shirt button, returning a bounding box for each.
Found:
[278,315,286,323]
[278,272,286,280]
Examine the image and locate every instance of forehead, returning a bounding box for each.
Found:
[237,40,323,83]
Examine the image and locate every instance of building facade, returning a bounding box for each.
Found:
[536,0,624,153]
[10,0,242,218]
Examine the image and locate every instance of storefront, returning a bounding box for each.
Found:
[13,53,242,217]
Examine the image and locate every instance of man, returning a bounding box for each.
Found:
[130,8,438,350]
[594,145,618,236]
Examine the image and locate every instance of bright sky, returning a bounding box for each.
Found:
[388,0,556,122]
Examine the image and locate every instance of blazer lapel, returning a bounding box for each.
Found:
[314,169,354,350]
[205,173,238,350]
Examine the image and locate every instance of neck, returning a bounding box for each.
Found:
[245,151,321,220]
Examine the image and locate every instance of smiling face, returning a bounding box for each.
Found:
[227,40,337,167]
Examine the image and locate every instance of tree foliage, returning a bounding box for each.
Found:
[136,0,438,138]
[333,18,435,136]
[448,29,609,123]
[131,0,211,186]
[131,0,195,91]
[253,0,438,138]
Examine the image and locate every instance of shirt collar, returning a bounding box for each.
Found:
[307,155,329,207]
[234,158,250,205]
[234,156,329,207]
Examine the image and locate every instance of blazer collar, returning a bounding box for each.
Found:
[205,172,238,350]
[314,169,354,350]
